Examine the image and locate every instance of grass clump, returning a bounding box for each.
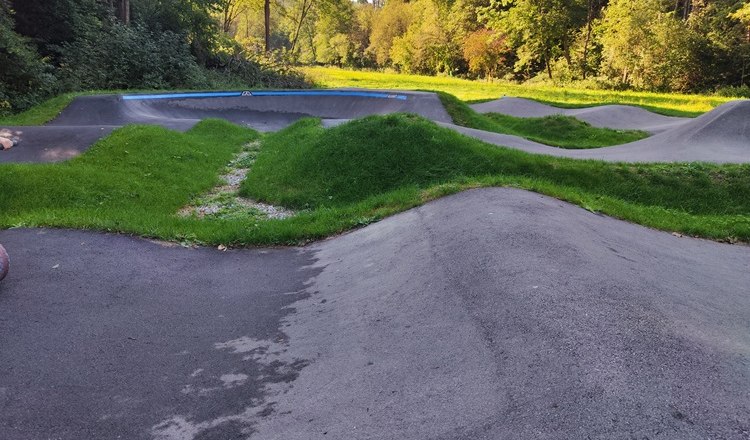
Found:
[0,93,79,125]
[483,114,648,149]
[0,119,259,241]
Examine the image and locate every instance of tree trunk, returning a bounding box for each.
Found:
[265,0,271,53]
[290,0,315,55]
[118,0,130,26]
[546,53,552,80]
[581,0,594,80]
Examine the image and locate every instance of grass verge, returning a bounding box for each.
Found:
[303,66,734,117]
[0,93,80,126]
[437,92,647,148]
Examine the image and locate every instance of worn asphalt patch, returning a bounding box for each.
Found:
[0,229,320,440]
[1,188,748,439]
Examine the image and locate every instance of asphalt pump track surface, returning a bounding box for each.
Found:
[1,91,750,439]
[1,188,749,439]
[1,89,749,164]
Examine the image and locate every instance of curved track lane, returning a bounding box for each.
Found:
[2,89,749,164]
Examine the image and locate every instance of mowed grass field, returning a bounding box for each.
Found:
[303,66,733,117]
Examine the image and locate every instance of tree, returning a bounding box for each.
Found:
[265,0,270,51]
[367,0,413,65]
[0,0,57,114]
[479,0,588,80]
[217,0,248,33]
[118,0,130,25]
[462,28,509,77]
[600,0,692,90]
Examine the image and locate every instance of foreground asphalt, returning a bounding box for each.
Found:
[1,188,749,439]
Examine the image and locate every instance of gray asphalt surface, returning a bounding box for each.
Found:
[3,89,749,164]
[460,98,750,164]
[470,97,689,134]
[0,90,451,163]
[2,188,749,439]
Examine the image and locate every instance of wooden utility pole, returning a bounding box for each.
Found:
[264,0,271,52]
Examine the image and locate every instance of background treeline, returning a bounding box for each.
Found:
[0,0,307,115]
[222,0,750,94]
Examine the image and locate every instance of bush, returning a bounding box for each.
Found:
[56,22,309,92]
[58,23,206,90]
[0,3,58,115]
[206,44,310,89]
[715,85,750,98]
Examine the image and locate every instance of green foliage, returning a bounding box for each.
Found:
[0,2,58,115]
[243,115,497,207]
[306,67,731,116]
[367,0,413,65]
[479,0,587,79]
[484,113,648,148]
[599,0,692,91]
[58,24,205,90]
[463,29,510,78]
[277,0,750,93]
[716,85,750,98]
[0,119,259,241]
[0,0,307,115]
[1,114,748,244]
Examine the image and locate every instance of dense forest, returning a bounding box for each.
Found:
[0,0,307,115]
[225,0,750,93]
[2,0,750,116]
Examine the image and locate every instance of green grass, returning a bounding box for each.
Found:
[241,114,750,243]
[436,92,647,149]
[2,101,748,246]
[0,119,264,243]
[303,66,734,117]
[0,93,80,125]
[482,114,647,148]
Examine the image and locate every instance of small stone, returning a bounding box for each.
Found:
[217,245,227,251]
[0,137,13,150]
[672,232,683,238]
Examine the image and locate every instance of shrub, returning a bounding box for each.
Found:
[0,2,58,115]
[715,85,750,98]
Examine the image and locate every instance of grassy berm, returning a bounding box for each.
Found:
[437,92,648,149]
[242,114,750,242]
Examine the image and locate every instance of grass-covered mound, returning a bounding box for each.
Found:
[241,115,499,208]
[437,92,648,149]
[483,113,647,148]
[0,119,259,239]
[243,114,750,242]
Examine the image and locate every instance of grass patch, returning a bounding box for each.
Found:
[0,119,261,243]
[483,114,647,149]
[437,91,647,149]
[2,114,749,245]
[303,66,734,117]
[242,114,750,242]
[0,93,79,125]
